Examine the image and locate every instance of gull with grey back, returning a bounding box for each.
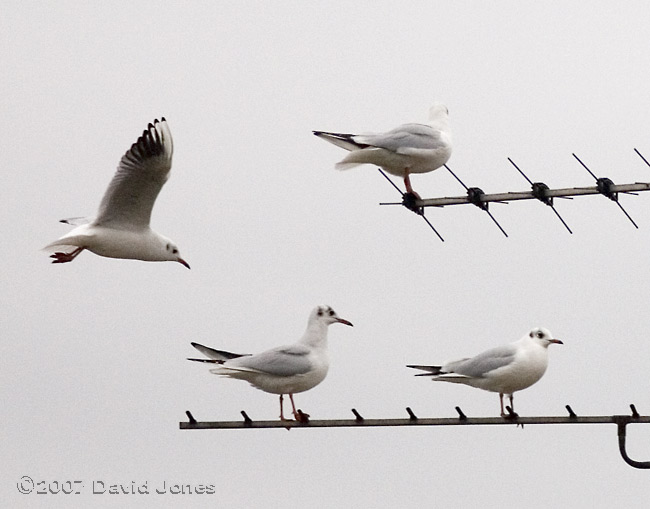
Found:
[313,103,452,197]
[188,306,353,422]
[408,327,563,416]
[44,118,189,268]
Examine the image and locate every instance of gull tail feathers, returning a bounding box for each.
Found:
[334,161,364,171]
[407,364,444,376]
[313,131,368,152]
[187,358,224,364]
[190,342,250,361]
[428,373,473,384]
[208,365,260,377]
[42,235,87,252]
[334,146,386,170]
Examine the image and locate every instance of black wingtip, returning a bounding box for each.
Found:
[406,364,443,376]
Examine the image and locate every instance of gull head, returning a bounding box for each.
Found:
[311,306,353,327]
[429,102,449,119]
[160,238,190,269]
[528,327,563,347]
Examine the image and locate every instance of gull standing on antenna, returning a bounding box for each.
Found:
[188,306,353,422]
[313,103,452,197]
[408,327,563,416]
[44,118,190,268]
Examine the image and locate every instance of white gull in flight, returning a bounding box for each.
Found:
[44,118,189,268]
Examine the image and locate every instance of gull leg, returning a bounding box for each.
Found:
[289,394,299,420]
[499,393,506,416]
[50,247,84,264]
[279,394,288,421]
[403,173,421,200]
[289,394,309,422]
[506,393,521,424]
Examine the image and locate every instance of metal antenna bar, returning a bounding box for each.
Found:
[445,164,469,190]
[572,152,598,180]
[180,406,650,469]
[508,157,534,185]
[615,201,640,228]
[415,182,650,208]
[634,148,650,168]
[377,168,405,195]
[443,165,509,236]
[549,205,574,234]
[180,413,650,430]
[572,153,640,227]
[376,168,445,241]
[507,157,573,233]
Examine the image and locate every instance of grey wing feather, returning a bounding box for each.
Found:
[95,118,173,228]
[228,344,313,376]
[357,123,443,151]
[447,345,517,378]
[191,342,250,361]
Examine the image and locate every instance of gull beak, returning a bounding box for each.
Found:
[336,318,353,327]
[177,258,191,269]
[549,338,563,345]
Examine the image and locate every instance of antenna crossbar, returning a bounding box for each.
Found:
[181,405,650,469]
[415,182,650,208]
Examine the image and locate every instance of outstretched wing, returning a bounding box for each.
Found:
[95,118,173,229]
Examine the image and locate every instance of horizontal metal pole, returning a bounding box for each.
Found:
[179,414,650,430]
[180,407,650,468]
[416,182,650,208]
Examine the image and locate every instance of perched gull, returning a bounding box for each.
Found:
[313,103,452,197]
[408,327,563,416]
[188,306,353,421]
[44,118,189,268]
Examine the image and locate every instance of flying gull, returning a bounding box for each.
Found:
[44,118,189,268]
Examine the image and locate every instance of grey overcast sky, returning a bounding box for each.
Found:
[2,1,650,507]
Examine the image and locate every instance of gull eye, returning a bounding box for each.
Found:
[172,248,178,254]
[536,331,544,339]
[329,309,335,316]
